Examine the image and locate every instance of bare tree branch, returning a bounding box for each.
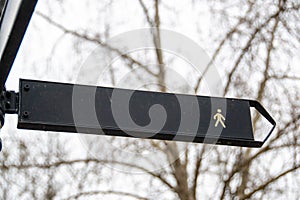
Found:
[223,4,287,96]
[1,159,176,193]
[36,11,158,77]
[138,0,154,26]
[241,164,300,200]
[63,190,149,200]
[194,1,255,93]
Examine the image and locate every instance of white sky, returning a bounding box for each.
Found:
[1,0,300,199]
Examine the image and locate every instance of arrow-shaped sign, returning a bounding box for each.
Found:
[7,79,276,148]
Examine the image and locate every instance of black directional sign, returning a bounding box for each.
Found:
[15,79,276,148]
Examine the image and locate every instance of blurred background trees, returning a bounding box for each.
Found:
[1,0,300,199]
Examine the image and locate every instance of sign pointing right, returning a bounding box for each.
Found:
[14,79,276,148]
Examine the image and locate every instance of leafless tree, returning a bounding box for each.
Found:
[1,0,300,199]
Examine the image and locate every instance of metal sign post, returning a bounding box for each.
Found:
[0,0,38,92]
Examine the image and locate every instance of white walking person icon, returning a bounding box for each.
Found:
[214,109,226,128]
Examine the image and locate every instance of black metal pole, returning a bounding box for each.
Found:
[0,91,4,152]
[0,0,38,93]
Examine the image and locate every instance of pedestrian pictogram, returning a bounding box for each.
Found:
[214,109,226,128]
